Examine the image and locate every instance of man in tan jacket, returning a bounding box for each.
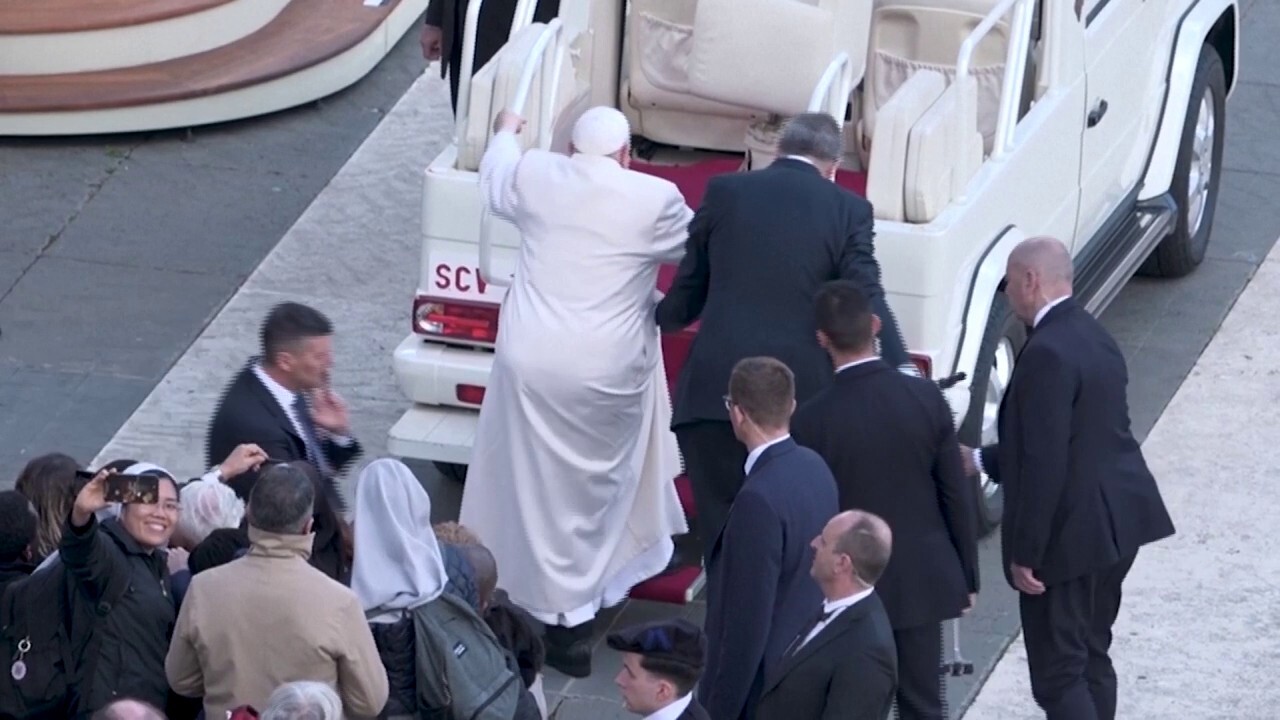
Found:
[166,464,388,718]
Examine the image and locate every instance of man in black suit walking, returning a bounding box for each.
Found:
[608,618,711,720]
[959,237,1175,720]
[421,0,559,112]
[698,357,839,720]
[756,510,898,720]
[206,302,362,509]
[656,113,912,563]
[792,280,978,720]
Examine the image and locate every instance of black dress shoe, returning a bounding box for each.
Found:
[544,620,594,678]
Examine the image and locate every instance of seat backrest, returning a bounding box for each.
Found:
[458,22,573,171]
[903,74,983,222]
[860,0,1007,156]
[864,68,946,221]
[686,0,855,117]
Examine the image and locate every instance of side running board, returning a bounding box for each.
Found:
[1079,193,1177,317]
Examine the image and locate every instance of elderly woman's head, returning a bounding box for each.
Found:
[260,681,343,720]
[174,480,245,550]
[14,452,79,563]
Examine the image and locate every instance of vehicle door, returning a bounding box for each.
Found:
[1074,0,1171,245]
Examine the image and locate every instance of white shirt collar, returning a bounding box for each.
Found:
[644,693,693,720]
[744,434,791,475]
[1033,295,1072,328]
[835,357,879,374]
[252,361,297,409]
[781,154,816,167]
[825,586,874,614]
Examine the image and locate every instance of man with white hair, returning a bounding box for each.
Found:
[459,106,693,677]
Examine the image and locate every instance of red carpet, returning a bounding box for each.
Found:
[631,157,867,604]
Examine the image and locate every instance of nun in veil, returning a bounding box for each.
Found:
[351,458,449,720]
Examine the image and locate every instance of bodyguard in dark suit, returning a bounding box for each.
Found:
[699,357,839,720]
[960,238,1175,720]
[656,113,911,562]
[421,0,560,112]
[608,619,711,720]
[756,510,898,720]
[792,281,978,719]
[206,303,361,509]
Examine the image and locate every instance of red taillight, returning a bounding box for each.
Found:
[413,296,499,344]
[456,384,486,405]
[909,353,932,379]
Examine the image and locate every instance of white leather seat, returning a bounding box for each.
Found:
[903,73,983,222]
[864,69,946,222]
[858,0,1008,163]
[621,0,764,152]
[458,22,574,171]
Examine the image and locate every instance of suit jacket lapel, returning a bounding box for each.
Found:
[764,597,870,694]
[244,361,305,445]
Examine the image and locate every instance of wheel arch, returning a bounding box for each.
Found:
[1139,0,1239,202]
[948,224,1025,389]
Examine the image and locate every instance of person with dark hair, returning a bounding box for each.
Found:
[167,464,387,719]
[62,467,182,717]
[656,112,913,565]
[14,452,79,564]
[421,0,559,113]
[90,697,167,720]
[608,619,709,720]
[0,490,38,595]
[698,357,839,720]
[755,510,898,720]
[792,279,978,720]
[206,302,362,509]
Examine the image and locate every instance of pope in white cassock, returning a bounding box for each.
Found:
[459,106,693,678]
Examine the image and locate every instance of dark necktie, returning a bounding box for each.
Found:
[292,394,326,472]
[292,394,349,513]
[784,606,834,657]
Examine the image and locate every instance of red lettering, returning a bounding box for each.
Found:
[456,266,472,293]
[434,263,451,290]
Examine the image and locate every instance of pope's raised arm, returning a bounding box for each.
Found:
[651,189,694,264]
[479,110,526,223]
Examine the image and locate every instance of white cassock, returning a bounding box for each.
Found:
[458,129,692,627]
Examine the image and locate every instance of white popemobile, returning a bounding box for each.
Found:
[387,0,1239,586]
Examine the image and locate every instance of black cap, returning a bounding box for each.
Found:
[606,618,705,672]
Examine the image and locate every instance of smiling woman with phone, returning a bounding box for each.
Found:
[59,466,181,718]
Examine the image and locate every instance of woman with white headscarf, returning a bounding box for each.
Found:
[351,459,540,720]
[350,459,451,720]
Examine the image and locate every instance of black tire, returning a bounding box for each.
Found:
[1141,44,1226,278]
[958,294,1027,536]
[433,461,468,484]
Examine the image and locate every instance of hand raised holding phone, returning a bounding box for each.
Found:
[71,469,114,527]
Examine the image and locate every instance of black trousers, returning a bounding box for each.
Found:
[675,420,747,562]
[1020,552,1137,720]
[893,622,945,720]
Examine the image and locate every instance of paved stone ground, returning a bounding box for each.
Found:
[0,1,1276,716]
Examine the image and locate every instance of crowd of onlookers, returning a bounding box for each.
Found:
[0,448,550,720]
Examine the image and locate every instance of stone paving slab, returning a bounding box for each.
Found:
[964,243,1280,718]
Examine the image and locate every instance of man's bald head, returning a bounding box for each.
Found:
[91,698,167,720]
[1009,236,1074,285]
[1004,236,1074,324]
[831,510,893,587]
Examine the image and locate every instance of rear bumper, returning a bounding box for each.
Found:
[392,333,494,407]
[388,404,479,464]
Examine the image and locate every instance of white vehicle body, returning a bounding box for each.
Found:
[390,0,1238,529]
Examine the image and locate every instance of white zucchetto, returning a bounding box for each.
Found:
[571,106,631,156]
